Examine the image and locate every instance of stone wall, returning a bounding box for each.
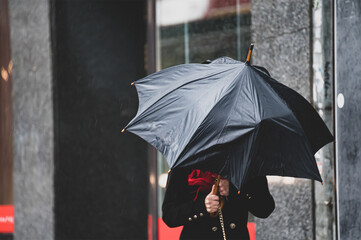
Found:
[251,0,314,239]
[9,0,54,239]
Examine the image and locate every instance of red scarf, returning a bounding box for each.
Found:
[188,169,218,201]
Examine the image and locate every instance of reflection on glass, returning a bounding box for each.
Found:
[157,0,251,68]
[267,176,295,185]
[8,60,13,74]
[158,173,168,188]
[1,67,9,82]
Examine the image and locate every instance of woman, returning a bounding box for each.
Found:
[162,168,275,240]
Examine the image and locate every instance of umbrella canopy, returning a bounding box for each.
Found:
[123,57,333,190]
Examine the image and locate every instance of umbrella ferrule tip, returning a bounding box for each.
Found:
[245,43,254,64]
[121,129,125,133]
[131,82,135,85]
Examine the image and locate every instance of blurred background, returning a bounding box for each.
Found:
[0,0,360,239]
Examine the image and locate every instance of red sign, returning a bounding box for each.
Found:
[158,218,183,240]
[0,205,14,233]
[248,222,256,240]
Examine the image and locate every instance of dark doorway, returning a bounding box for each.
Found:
[0,0,13,206]
[52,0,148,239]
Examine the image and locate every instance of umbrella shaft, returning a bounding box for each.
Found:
[246,43,254,64]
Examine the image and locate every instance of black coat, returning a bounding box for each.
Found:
[162,168,275,240]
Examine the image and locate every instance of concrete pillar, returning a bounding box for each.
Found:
[335,0,361,238]
[251,0,314,239]
[9,0,54,239]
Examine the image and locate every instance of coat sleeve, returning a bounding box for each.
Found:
[162,169,208,228]
[244,176,275,218]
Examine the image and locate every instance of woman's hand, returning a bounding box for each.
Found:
[205,184,219,213]
[204,178,230,213]
[219,178,229,197]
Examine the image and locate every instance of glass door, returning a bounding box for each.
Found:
[155,1,251,238]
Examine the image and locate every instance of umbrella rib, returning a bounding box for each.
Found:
[214,66,248,145]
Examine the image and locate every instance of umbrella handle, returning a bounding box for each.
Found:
[210,175,225,218]
[245,43,254,65]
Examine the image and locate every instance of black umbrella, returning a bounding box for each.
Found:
[123,49,333,190]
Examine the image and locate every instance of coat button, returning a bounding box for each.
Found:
[200,213,204,217]
[230,223,236,229]
[193,215,198,219]
[188,217,192,221]
[212,226,218,232]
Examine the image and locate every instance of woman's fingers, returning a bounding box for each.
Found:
[205,194,219,213]
[219,179,229,196]
[205,195,219,205]
[207,194,219,201]
[205,180,230,213]
[205,204,219,213]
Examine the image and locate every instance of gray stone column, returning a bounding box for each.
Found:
[251,0,314,239]
[9,0,54,239]
[335,0,361,239]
